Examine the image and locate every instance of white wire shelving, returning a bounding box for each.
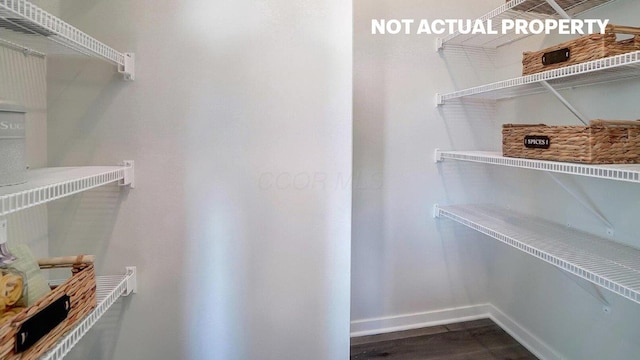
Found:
[0,0,134,79]
[434,204,640,304]
[437,0,617,50]
[436,51,640,105]
[0,162,134,217]
[435,150,640,183]
[39,267,137,360]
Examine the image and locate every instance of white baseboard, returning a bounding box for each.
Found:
[351,303,564,360]
[350,303,492,337]
[487,305,564,360]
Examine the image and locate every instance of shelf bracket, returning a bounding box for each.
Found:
[539,81,588,125]
[436,93,444,107]
[433,204,442,219]
[546,172,614,236]
[120,160,135,189]
[118,53,135,81]
[434,149,444,163]
[544,0,572,20]
[558,268,611,312]
[124,266,137,296]
[436,38,444,52]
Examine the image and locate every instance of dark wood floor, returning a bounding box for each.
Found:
[350,319,538,360]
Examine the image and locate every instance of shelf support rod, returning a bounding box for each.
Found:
[544,0,572,20]
[546,172,614,236]
[539,81,588,125]
[557,268,611,312]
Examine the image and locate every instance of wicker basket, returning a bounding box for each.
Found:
[503,120,640,164]
[0,256,96,360]
[522,24,640,75]
[509,0,609,15]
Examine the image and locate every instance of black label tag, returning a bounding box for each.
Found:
[524,136,550,149]
[542,48,570,65]
[15,295,70,353]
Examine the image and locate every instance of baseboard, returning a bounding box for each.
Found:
[350,303,564,360]
[350,303,492,337]
[487,305,564,360]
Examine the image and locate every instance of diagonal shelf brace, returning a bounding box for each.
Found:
[545,0,572,20]
[557,267,612,312]
[546,172,614,236]
[539,81,589,125]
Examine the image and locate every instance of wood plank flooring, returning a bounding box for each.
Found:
[350,319,538,360]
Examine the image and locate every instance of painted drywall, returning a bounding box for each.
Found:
[352,0,497,328]
[353,1,640,359]
[44,0,352,359]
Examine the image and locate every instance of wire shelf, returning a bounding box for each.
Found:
[437,51,640,104]
[435,204,640,304]
[39,268,137,360]
[0,165,133,217]
[0,0,134,79]
[436,150,640,183]
[439,0,617,49]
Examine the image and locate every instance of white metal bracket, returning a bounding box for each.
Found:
[434,148,444,163]
[544,0,572,20]
[436,38,444,52]
[433,204,442,219]
[539,81,588,125]
[120,160,135,189]
[436,93,444,107]
[124,266,137,295]
[118,53,135,81]
[546,172,614,236]
[558,268,611,313]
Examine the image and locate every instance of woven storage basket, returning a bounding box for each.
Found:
[522,24,640,75]
[0,256,96,360]
[503,120,640,164]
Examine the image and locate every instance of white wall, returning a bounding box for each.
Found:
[353,1,640,359]
[44,1,352,359]
[352,0,497,332]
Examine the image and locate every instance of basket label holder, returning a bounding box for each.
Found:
[15,294,71,353]
[542,48,571,66]
[524,135,551,149]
